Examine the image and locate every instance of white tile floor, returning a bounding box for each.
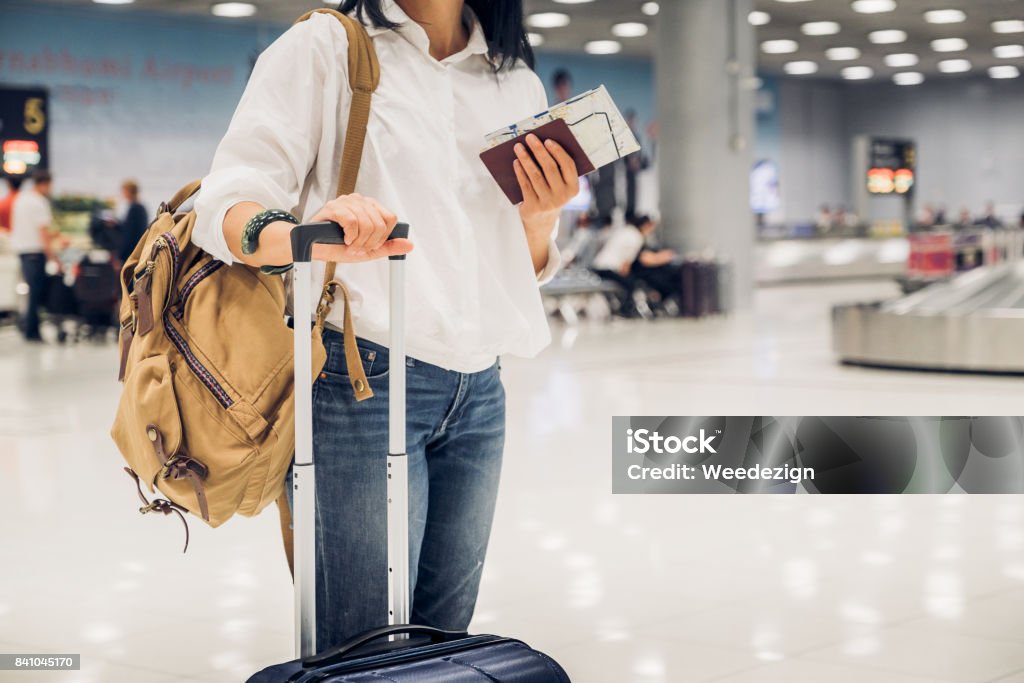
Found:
[2,280,1024,682]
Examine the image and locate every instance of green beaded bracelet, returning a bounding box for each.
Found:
[241,209,298,256]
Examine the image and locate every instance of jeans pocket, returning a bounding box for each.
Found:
[322,339,389,381]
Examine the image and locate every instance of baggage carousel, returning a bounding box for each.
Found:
[832,262,1024,373]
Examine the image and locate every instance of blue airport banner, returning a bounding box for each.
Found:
[612,416,1024,494]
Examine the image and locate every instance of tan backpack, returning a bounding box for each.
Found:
[111,9,379,550]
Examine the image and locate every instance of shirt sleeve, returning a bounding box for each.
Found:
[192,14,345,264]
[526,71,562,286]
[39,197,53,230]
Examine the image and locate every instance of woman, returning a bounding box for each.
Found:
[193,0,578,652]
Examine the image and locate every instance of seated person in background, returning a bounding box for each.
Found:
[591,217,646,313]
[916,205,936,227]
[833,205,859,229]
[956,207,973,228]
[592,217,642,283]
[630,215,682,305]
[976,201,1002,229]
[815,205,832,234]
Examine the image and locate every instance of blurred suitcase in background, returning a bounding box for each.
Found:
[679,258,729,319]
[696,260,718,316]
[44,273,78,317]
[248,221,571,683]
[74,251,119,328]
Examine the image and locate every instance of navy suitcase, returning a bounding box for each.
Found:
[248,223,571,683]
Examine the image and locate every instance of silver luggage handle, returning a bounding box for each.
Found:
[291,220,411,659]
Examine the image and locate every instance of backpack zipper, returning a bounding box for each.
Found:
[173,260,224,320]
[135,234,234,409]
[164,314,235,409]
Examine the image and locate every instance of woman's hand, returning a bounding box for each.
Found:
[513,133,579,273]
[308,193,412,262]
[513,134,579,232]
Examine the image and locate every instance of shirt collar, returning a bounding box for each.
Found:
[362,1,490,64]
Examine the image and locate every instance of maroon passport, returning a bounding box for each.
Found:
[479,118,595,205]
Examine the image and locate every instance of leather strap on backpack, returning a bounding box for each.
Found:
[296,8,380,402]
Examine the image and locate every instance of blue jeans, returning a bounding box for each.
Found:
[289,330,506,652]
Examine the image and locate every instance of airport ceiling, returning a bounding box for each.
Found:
[31,0,1024,82]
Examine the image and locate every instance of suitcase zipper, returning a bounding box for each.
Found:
[301,635,513,682]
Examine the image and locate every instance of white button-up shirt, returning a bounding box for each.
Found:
[193,3,559,373]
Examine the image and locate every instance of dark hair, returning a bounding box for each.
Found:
[5,176,23,191]
[552,68,572,88]
[338,0,533,72]
[32,168,52,185]
[630,214,654,229]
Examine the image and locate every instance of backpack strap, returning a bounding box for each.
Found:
[164,179,202,214]
[295,8,380,402]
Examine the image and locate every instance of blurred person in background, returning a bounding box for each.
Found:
[622,109,648,222]
[591,215,645,315]
[815,204,832,234]
[118,179,149,261]
[630,214,681,307]
[977,201,1002,229]
[916,204,936,228]
[552,67,572,104]
[0,176,23,232]
[834,205,858,230]
[957,207,973,228]
[10,169,56,342]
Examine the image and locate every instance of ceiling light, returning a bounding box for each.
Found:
[784,60,819,75]
[585,40,621,55]
[92,0,135,4]
[527,33,544,46]
[992,20,1024,34]
[924,9,966,24]
[989,65,1021,79]
[749,11,771,26]
[761,39,799,54]
[931,38,968,52]
[826,47,861,60]
[937,58,971,73]
[869,30,907,44]
[641,2,659,16]
[993,44,1024,59]
[852,0,896,14]
[211,2,255,17]
[528,12,569,29]
[884,53,919,67]
[611,22,648,38]
[802,21,841,36]
[893,71,924,85]
[527,12,570,28]
[842,66,874,80]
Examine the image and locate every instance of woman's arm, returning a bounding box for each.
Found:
[193,15,410,267]
[223,198,410,267]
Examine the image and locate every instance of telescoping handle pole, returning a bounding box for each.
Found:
[290,221,410,659]
[387,230,409,629]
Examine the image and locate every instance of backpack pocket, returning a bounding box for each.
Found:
[112,354,184,492]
